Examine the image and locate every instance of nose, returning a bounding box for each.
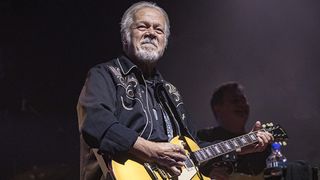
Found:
[145,28,157,38]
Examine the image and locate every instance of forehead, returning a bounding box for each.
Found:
[133,7,165,25]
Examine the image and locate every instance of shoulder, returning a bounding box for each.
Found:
[87,58,122,77]
[89,58,118,71]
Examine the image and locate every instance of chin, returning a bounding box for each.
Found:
[135,50,163,63]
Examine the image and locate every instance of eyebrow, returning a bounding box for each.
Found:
[135,21,164,28]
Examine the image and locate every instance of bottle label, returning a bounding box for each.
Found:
[267,161,278,168]
[267,161,286,168]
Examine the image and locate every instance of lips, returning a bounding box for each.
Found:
[141,38,158,48]
[141,42,157,47]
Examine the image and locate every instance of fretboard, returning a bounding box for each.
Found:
[192,130,263,164]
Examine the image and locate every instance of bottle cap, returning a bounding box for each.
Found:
[272,142,281,150]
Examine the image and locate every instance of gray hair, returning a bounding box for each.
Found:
[120,1,170,50]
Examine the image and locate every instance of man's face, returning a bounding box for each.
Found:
[126,7,166,63]
[214,88,250,131]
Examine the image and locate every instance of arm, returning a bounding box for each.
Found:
[77,66,139,156]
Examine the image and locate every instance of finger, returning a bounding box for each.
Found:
[170,166,182,176]
[158,155,186,168]
[252,121,262,131]
[168,144,186,155]
[164,151,187,162]
[257,132,269,144]
[257,136,265,147]
[165,157,185,167]
[266,132,274,141]
[262,131,272,141]
[174,145,186,155]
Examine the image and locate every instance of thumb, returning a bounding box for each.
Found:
[252,121,262,131]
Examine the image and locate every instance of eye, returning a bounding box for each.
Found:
[137,25,147,31]
[155,27,164,34]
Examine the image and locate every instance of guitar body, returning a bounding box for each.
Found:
[111,136,210,180]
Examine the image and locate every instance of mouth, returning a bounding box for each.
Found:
[141,42,157,48]
[142,42,157,47]
[141,37,158,48]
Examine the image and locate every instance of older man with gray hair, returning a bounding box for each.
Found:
[77,2,273,180]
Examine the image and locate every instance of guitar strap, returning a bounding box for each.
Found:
[92,148,115,179]
[155,83,181,137]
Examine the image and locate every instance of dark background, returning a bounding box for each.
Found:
[1,0,319,179]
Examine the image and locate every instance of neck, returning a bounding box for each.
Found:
[137,61,157,78]
[129,56,157,78]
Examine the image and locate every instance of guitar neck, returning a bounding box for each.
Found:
[193,130,264,164]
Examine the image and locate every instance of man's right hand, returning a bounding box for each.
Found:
[129,137,187,176]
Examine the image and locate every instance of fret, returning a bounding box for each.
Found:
[244,134,253,144]
[230,139,240,148]
[199,149,208,159]
[223,142,232,151]
[225,140,234,150]
[236,136,244,147]
[208,146,217,157]
[249,133,258,141]
[239,136,248,145]
[204,147,213,157]
[213,145,221,154]
[218,143,226,153]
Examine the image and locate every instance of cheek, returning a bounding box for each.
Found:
[158,36,166,49]
[131,31,142,42]
[159,36,166,44]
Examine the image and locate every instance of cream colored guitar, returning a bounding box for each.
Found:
[111,123,287,180]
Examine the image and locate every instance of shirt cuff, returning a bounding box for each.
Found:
[99,122,139,155]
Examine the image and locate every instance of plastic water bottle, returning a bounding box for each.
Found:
[264,142,287,178]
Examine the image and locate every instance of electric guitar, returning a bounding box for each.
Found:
[110,123,288,180]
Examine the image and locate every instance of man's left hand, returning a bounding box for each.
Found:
[237,121,273,155]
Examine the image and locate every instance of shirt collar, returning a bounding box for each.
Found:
[117,55,163,82]
[116,55,138,75]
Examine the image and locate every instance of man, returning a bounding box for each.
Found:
[77,2,272,180]
[198,82,271,179]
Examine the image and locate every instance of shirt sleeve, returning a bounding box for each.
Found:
[77,66,139,156]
